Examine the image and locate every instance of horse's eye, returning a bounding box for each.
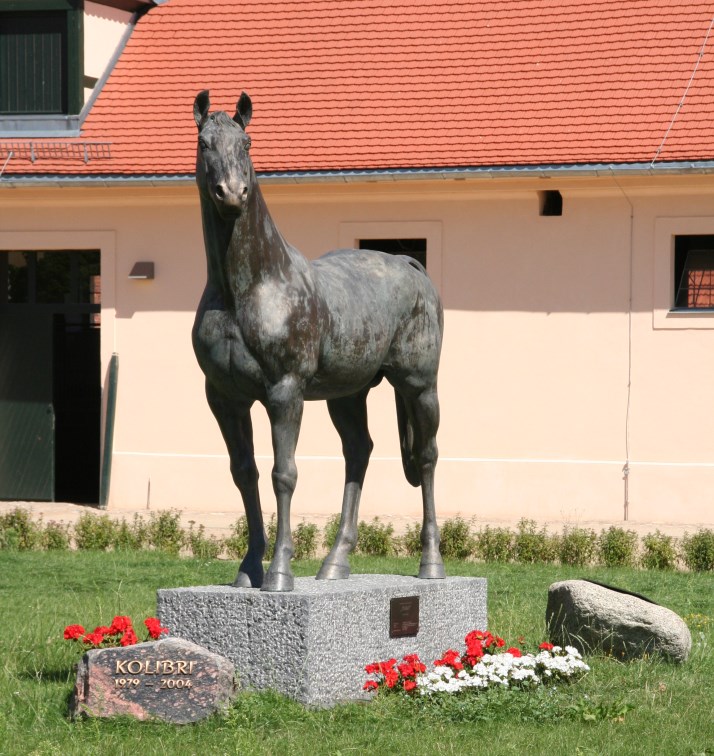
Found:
[244,137,252,152]
[198,138,209,152]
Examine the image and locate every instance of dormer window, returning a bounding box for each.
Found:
[0,1,83,118]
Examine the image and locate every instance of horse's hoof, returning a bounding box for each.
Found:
[261,570,294,592]
[233,571,261,588]
[418,561,446,579]
[316,561,350,580]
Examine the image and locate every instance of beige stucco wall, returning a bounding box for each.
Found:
[84,3,133,103]
[2,174,713,527]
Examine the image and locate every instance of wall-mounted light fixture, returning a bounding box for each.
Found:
[128,262,155,280]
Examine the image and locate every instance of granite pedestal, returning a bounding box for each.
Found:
[157,574,487,706]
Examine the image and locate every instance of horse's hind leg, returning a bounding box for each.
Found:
[403,385,446,579]
[206,383,266,588]
[316,390,373,580]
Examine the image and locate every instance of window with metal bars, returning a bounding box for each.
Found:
[0,0,83,116]
[674,235,714,310]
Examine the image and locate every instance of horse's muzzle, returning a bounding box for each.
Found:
[212,181,248,215]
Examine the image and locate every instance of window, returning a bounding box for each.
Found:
[674,235,714,310]
[358,238,427,268]
[653,217,714,329]
[0,0,83,117]
[339,221,442,290]
[2,249,100,312]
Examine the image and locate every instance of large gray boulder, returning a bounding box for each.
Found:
[546,579,691,663]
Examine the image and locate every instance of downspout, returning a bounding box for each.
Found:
[611,173,634,521]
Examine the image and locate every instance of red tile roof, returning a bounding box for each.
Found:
[4,0,714,177]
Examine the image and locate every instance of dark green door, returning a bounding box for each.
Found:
[0,311,55,500]
[0,250,100,502]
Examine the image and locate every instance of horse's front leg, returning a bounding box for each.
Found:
[206,384,266,588]
[262,375,304,592]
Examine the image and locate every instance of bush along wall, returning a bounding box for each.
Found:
[1,508,713,572]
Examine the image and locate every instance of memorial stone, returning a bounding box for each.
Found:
[69,637,236,723]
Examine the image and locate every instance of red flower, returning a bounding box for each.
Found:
[495,636,506,648]
[384,670,399,688]
[63,624,85,640]
[365,663,380,675]
[363,680,379,691]
[435,649,463,670]
[144,617,169,640]
[108,615,133,635]
[465,638,484,656]
[378,659,397,675]
[539,642,554,651]
[82,631,105,647]
[120,628,138,647]
[403,654,426,673]
[403,679,417,692]
[506,647,522,657]
[397,662,415,678]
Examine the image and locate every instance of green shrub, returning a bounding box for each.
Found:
[513,519,559,564]
[293,521,319,560]
[147,510,185,555]
[476,526,513,563]
[187,521,223,560]
[401,522,422,557]
[641,530,678,570]
[559,527,597,567]
[74,512,116,551]
[0,507,43,550]
[597,526,638,568]
[225,515,249,559]
[357,517,396,556]
[41,520,71,550]
[112,514,149,551]
[680,529,714,572]
[322,514,341,551]
[263,515,278,561]
[439,516,475,560]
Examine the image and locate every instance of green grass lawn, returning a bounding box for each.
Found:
[0,551,711,755]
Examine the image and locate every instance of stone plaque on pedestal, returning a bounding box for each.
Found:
[157,574,487,707]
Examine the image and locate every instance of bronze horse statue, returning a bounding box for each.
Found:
[192,90,445,591]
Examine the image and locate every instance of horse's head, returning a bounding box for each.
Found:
[193,90,254,217]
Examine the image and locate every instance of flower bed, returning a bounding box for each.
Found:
[364,630,589,696]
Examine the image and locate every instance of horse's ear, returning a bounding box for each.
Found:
[234,92,252,129]
[194,90,210,129]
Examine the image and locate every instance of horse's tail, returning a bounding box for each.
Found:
[395,390,421,487]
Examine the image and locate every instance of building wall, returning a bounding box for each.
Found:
[1,174,713,526]
[84,3,133,104]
